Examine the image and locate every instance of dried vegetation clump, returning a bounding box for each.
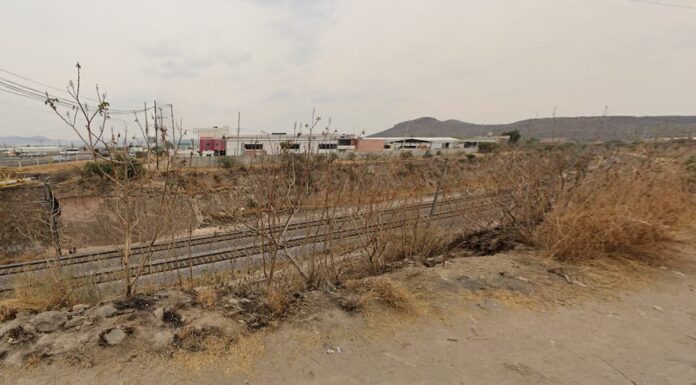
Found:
[534,155,695,263]
[345,277,416,310]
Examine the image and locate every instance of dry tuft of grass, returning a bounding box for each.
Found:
[534,158,694,263]
[346,277,416,310]
[173,333,266,378]
[11,271,100,311]
[263,270,306,317]
[195,286,219,308]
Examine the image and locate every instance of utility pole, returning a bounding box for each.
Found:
[430,159,449,217]
[154,100,159,170]
[159,106,164,153]
[237,111,241,156]
[144,102,149,153]
[170,104,176,149]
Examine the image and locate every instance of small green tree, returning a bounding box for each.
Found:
[502,130,521,144]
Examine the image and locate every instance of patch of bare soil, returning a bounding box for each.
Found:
[2,241,695,385]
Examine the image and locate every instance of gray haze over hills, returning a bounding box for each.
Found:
[372,116,696,142]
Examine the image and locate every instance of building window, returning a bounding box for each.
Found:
[318,143,337,150]
[244,143,263,150]
[337,138,353,146]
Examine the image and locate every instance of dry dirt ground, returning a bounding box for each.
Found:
[2,243,696,385]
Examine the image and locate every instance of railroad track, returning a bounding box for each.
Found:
[6,199,501,292]
[0,191,508,277]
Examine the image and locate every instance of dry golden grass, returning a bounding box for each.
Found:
[346,277,416,310]
[534,158,694,263]
[8,271,99,311]
[173,333,266,377]
[195,286,219,309]
[15,161,87,174]
[263,269,306,317]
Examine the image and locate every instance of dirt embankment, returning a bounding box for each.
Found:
[0,185,49,259]
[1,239,694,384]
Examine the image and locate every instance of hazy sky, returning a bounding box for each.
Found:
[1,0,695,138]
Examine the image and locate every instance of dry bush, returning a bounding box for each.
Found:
[380,222,452,264]
[263,269,305,317]
[534,158,694,262]
[11,271,100,310]
[469,146,597,241]
[345,277,415,310]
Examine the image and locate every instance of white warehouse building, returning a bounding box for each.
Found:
[372,137,462,151]
[225,133,358,156]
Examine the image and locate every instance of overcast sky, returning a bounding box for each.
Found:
[1,0,695,138]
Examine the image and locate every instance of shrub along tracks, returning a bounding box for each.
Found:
[0,191,508,292]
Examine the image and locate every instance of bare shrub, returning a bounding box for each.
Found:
[469,146,596,242]
[534,157,694,262]
[11,271,99,310]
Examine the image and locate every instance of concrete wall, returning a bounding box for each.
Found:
[355,139,385,153]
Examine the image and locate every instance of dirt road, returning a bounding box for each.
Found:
[3,249,695,385]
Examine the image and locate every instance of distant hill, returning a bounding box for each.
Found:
[0,136,70,147]
[372,116,696,142]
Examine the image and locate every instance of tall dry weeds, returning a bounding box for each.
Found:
[534,156,694,262]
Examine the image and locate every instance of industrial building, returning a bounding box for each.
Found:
[224,133,360,156]
[194,125,508,157]
[372,137,462,151]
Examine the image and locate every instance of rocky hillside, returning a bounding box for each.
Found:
[373,116,696,142]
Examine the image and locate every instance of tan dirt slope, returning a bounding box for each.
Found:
[3,243,696,385]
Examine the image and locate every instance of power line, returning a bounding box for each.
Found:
[0,67,153,114]
[626,0,696,10]
[0,67,71,95]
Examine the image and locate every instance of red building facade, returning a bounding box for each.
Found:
[199,138,226,156]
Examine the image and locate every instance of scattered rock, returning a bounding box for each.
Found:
[30,311,67,333]
[101,327,127,346]
[477,300,502,312]
[71,304,90,315]
[227,298,241,307]
[457,276,488,291]
[153,307,164,322]
[94,305,118,319]
[153,289,194,308]
[64,316,88,329]
[151,330,174,350]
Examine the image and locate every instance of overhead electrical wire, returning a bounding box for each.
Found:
[626,0,696,10]
[0,67,153,115]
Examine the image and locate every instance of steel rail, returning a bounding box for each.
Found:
[0,191,509,276]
